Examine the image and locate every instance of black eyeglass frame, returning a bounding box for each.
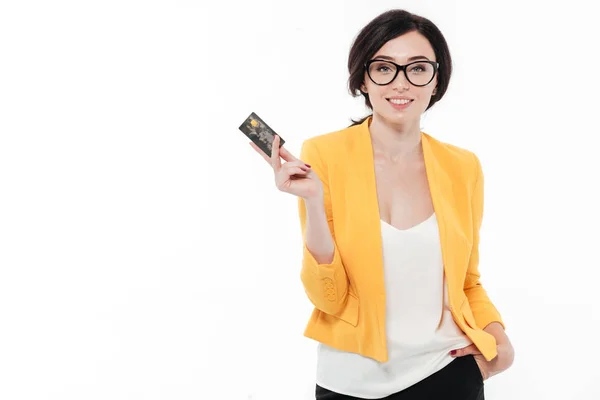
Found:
[364,59,440,87]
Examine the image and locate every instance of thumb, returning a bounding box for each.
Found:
[450,344,480,357]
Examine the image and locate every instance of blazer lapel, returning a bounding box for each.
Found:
[343,119,386,293]
[422,134,462,300]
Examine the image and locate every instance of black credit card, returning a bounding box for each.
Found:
[238,112,285,157]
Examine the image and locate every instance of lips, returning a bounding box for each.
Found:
[386,97,414,110]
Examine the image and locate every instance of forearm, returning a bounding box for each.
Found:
[298,195,349,314]
[303,196,335,264]
[297,140,349,314]
[483,322,510,345]
[484,321,515,368]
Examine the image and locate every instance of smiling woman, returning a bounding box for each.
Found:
[250,8,514,400]
[347,12,452,129]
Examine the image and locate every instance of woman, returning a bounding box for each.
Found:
[251,9,514,400]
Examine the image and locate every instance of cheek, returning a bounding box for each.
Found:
[365,84,387,100]
[416,86,436,102]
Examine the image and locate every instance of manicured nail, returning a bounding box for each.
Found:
[305,164,311,168]
[450,350,456,355]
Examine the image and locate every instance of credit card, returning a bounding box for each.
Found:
[238,112,285,157]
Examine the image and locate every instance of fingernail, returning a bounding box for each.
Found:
[450,350,456,355]
[305,163,311,168]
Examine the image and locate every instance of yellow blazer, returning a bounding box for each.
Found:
[297,117,504,363]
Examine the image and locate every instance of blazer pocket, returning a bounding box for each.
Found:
[333,291,359,327]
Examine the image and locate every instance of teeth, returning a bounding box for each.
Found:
[389,98,411,105]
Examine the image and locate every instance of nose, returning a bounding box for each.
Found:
[391,70,410,91]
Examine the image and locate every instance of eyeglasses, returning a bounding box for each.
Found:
[365,59,439,87]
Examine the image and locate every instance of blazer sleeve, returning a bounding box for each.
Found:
[297,139,350,315]
[464,153,506,330]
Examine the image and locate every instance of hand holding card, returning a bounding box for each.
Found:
[240,112,324,200]
[238,112,285,158]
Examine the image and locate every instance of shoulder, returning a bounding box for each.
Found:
[301,123,360,149]
[423,133,483,182]
[299,123,362,162]
[423,133,478,161]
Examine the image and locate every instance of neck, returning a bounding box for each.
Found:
[368,113,423,162]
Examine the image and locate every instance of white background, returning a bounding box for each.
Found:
[1,0,599,399]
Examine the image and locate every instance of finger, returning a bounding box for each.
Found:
[271,135,282,171]
[249,142,271,164]
[450,344,481,357]
[286,166,309,176]
[284,160,312,171]
[276,167,308,190]
[281,162,309,176]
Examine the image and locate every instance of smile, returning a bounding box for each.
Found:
[388,98,413,105]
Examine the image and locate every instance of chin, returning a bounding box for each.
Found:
[378,111,421,129]
[384,111,411,123]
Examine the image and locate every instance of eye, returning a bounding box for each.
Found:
[408,63,431,74]
[369,61,396,74]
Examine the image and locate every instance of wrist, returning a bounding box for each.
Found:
[303,193,324,209]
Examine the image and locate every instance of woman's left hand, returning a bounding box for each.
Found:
[450,342,514,380]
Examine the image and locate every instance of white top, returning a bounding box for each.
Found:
[315,213,473,399]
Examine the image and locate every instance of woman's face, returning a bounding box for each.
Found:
[361,31,438,126]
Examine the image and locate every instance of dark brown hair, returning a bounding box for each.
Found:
[347,9,453,126]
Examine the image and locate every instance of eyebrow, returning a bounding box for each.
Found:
[372,55,431,62]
